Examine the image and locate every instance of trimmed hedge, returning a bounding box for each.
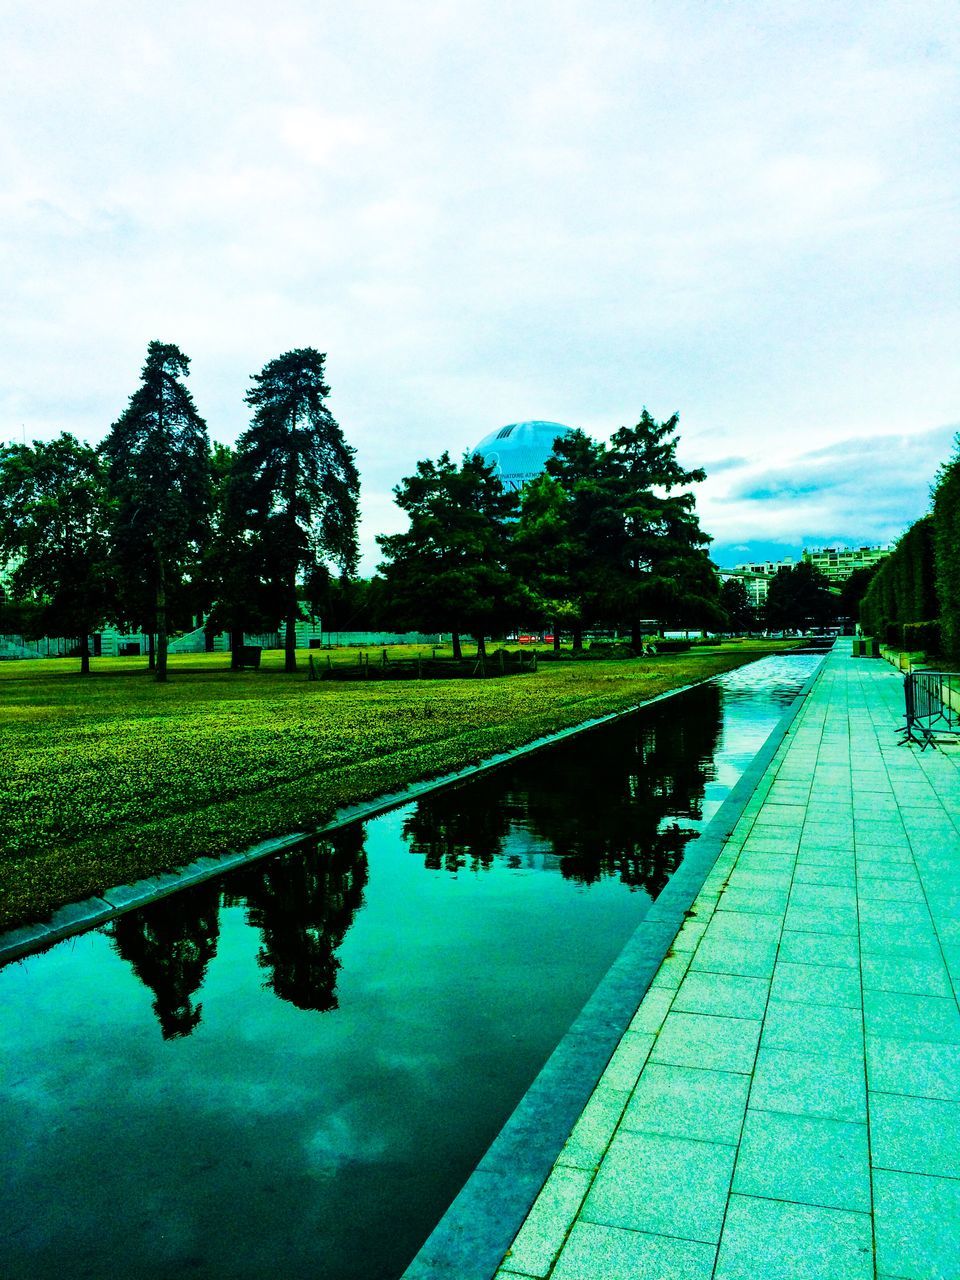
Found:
[860,516,936,643]
[933,444,960,663]
[901,621,941,654]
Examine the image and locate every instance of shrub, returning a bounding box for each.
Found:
[884,622,902,648]
[901,621,941,655]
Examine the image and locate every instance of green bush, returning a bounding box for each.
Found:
[901,621,941,654]
[651,639,692,653]
[933,444,960,663]
[860,516,937,647]
[884,622,902,648]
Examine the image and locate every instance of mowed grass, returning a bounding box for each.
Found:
[0,640,794,929]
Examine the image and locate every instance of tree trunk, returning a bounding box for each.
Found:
[476,634,486,658]
[631,623,643,652]
[572,624,583,653]
[155,557,168,683]
[553,626,561,654]
[230,627,244,670]
[285,582,298,673]
[451,631,462,661]
[148,630,155,671]
[79,635,90,677]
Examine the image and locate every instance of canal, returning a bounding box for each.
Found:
[0,652,821,1280]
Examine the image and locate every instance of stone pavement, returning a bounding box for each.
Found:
[495,647,960,1280]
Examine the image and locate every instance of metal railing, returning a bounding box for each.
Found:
[900,670,960,750]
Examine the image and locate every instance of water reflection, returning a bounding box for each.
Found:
[109,881,221,1039]
[404,683,723,897]
[229,826,368,1013]
[103,685,725,1041]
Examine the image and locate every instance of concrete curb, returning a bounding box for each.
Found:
[400,653,827,1280]
[0,672,730,967]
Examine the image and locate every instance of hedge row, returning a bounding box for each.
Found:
[859,436,960,663]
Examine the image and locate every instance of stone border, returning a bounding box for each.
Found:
[400,654,827,1280]
[1,672,738,967]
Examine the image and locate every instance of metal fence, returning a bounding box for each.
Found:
[900,671,960,750]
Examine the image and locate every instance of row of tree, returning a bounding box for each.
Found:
[0,342,360,678]
[860,436,960,661]
[377,411,720,657]
[6,339,839,678]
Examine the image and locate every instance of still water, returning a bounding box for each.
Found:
[0,653,820,1280]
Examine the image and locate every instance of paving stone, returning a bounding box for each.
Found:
[689,936,779,980]
[751,1044,867,1121]
[673,970,770,1020]
[873,1167,960,1280]
[784,901,859,936]
[557,1083,631,1171]
[861,952,953,998]
[770,960,862,1009]
[777,930,860,969]
[863,990,960,1045]
[550,1221,716,1280]
[650,950,692,991]
[761,998,864,1060]
[503,1164,593,1278]
[858,899,932,928]
[622,1062,750,1145]
[713,1194,873,1280]
[866,1037,960,1102]
[599,1031,654,1090]
[870,1092,960,1178]
[859,921,942,957]
[792,863,856,888]
[582,1129,735,1244]
[651,1011,761,1075]
[732,1109,870,1212]
[628,985,674,1033]
[718,886,790,916]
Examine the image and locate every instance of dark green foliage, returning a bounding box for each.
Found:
[231,349,360,672]
[719,577,756,633]
[0,433,112,673]
[902,620,941,654]
[933,441,960,663]
[102,341,212,681]
[764,562,834,631]
[837,564,879,620]
[377,452,519,658]
[860,517,937,645]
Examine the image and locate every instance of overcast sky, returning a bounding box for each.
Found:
[2,1,958,570]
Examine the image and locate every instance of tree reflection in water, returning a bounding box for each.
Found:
[109,880,221,1039]
[404,683,723,898]
[107,684,720,1040]
[231,826,368,1013]
[111,827,369,1038]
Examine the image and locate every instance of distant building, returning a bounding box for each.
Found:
[801,545,889,583]
[721,544,890,608]
[472,420,578,492]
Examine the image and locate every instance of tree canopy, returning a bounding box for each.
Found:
[229,349,359,671]
[102,340,212,681]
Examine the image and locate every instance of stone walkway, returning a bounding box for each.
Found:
[495,648,960,1280]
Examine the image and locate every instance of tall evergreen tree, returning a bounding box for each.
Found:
[102,341,212,682]
[765,561,833,631]
[377,452,518,658]
[719,577,756,633]
[232,349,359,673]
[606,410,713,648]
[0,433,112,674]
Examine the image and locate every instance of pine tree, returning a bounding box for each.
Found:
[377,452,518,658]
[232,349,359,673]
[103,341,211,681]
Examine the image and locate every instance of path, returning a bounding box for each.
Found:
[496,646,960,1280]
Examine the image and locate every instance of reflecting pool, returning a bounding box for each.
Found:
[0,653,820,1280]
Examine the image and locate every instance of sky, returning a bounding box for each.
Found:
[2,0,958,571]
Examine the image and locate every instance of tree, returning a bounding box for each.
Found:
[719,577,756,634]
[837,564,880,623]
[377,452,519,658]
[606,410,712,648]
[0,433,112,674]
[765,561,833,631]
[512,473,581,650]
[543,430,622,650]
[933,442,960,660]
[102,341,212,682]
[232,349,359,673]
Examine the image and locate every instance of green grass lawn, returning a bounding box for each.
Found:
[0,640,795,930]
